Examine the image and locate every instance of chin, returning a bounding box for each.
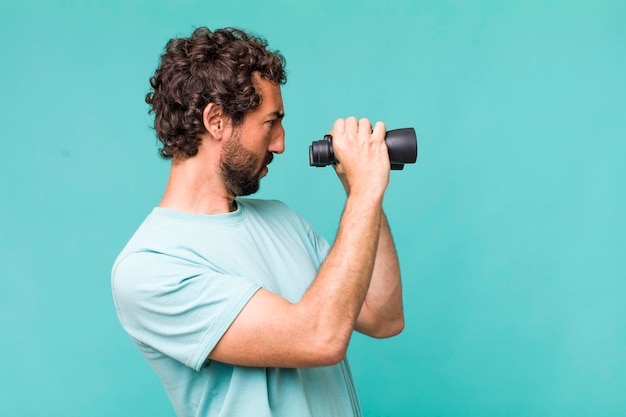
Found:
[234,180,261,197]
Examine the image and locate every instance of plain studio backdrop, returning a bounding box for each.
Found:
[1,1,624,416]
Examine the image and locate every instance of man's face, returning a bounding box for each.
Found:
[219,75,285,197]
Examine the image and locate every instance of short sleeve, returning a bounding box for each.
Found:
[111,251,261,371]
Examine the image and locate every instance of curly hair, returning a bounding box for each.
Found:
[145,27,287,159]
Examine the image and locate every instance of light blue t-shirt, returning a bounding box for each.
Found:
[111,199,362,417]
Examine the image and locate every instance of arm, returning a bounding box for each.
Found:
[209,117,390,368]
[334,157,404,338]
[354,213,404,338]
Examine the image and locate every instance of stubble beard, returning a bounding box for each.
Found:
[220,135,273,197]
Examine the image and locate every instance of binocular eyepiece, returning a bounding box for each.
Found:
[309,128,418,170]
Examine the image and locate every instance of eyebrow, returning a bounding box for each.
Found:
[268,111,285,119]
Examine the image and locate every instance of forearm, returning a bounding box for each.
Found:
[296,191,383,359]
[355,212,404,338]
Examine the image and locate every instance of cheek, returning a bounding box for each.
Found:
[259,130,273,150]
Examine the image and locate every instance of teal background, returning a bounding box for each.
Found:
[1,0,624,416]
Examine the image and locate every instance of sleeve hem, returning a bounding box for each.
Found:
[187,283,262,371]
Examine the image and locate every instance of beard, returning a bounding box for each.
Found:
[220,135,273,197]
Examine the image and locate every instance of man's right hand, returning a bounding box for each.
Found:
[330,117,390,198]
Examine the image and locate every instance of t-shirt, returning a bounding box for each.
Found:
[111,199,362,417]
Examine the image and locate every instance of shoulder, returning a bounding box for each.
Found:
[240,198,294,215]
[239,198,305,224]
[112,250,181,302]
[110,212,202,303]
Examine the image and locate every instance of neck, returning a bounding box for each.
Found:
[159,155,236,214]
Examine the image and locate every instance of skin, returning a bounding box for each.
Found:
[160,73,404,368]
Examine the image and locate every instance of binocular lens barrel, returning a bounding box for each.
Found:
[309,135,334,167]
[309,128,418,170]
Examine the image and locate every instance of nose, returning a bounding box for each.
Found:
[269,124,285,154]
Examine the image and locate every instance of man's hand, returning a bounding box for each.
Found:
[330,117,389,197]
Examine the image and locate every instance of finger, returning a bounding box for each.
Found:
[332,118,345,135]
[345,116,358,135]
[358,118,372,138]
[372,121,386,142]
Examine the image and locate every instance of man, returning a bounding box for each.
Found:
[111,26,404,417]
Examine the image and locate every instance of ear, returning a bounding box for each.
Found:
[202,103,227,140]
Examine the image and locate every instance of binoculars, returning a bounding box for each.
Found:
[309,128,418,170]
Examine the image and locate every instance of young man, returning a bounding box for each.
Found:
[112,27,404,417]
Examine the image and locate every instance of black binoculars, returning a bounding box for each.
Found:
[309,128,418,170]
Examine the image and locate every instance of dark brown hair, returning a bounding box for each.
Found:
[146,27,287,159]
